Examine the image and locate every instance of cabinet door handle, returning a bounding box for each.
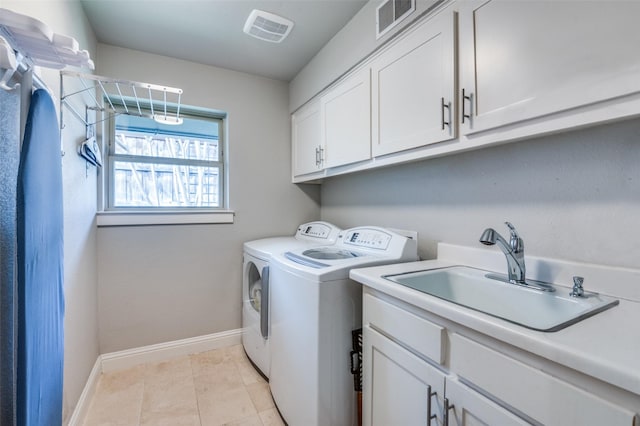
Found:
[443,397,454,426]
[441,97,451,130]
[315,147,320,166]
[461,88,472,124]
[426,385,437,425]
[319,146,324,166]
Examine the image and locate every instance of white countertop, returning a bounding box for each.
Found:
[349,244,640,397]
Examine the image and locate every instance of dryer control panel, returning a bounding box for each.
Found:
[343,229,392,250]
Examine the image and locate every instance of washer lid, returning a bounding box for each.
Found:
[302,248,362,260]
[284,252,329,269]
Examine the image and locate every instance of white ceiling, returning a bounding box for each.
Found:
[80,0,368,81]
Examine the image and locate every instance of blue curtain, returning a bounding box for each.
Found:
[0,85,21,426]
[16,89,65,426]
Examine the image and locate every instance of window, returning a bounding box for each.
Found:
[107,108,225,210]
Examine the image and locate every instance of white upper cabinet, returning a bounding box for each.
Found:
[321,67,371,169]
[459,0,640,135]
[292,99,323,178]
[371,5,456,157]
[292,0,640,183]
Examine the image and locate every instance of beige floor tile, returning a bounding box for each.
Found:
[83,366,145,426]
[221,414,264,426]
[84,346,283,426]
[140,372,199,426]
[197,386,258,425]
[258,408,285,426]
[191,348,237,377]
[235,356,265,386]
[223,344,246,361]
[145,356,193,382]
[194,360,246,392]
[246,382,275,412]
[99,364,146,392]
[140,412,200,426]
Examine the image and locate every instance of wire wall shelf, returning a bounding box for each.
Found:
[60,70,184,128]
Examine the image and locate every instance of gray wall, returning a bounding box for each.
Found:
[290,0,441,111]
[321,118,640,270]
[2,1,99,423]
[96,45,321,353]
[292,0,640,274]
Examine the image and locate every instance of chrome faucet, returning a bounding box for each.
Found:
[479,222,526,284]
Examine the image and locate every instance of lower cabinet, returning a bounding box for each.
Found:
[363,326,444,425]
[450,333,638,426]
[445,377,531,426]
[362,291,639,426]
[363,326,529,426]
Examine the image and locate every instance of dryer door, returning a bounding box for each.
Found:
[247,261,263,313]
[243,254,270,339]
[260,266,270,339]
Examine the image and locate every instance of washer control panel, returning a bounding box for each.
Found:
[343,229,392,250]
[298,223,332,239]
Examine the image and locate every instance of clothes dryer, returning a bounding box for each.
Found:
[269,226,418,426]
[242,221,341,378]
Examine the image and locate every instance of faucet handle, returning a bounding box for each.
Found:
[570,276,585,297]
[505,222,524,253]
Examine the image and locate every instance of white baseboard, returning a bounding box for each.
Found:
[100,328,242,373]
[66,358,101,426]
[67,328,242,425]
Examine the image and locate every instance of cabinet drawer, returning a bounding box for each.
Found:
[450,334,637,426]
[364,293,445,364]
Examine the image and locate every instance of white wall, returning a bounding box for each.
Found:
[2,1,99,423]
[96,45,321,353]
[321,118,640,270]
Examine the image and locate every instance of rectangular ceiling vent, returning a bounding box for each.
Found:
[376,0,416,39]
[243,9,294,43]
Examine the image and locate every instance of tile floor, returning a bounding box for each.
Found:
[83,345,286,426]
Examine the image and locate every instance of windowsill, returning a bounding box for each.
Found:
[96,210,235,227]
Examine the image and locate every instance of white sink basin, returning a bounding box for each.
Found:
[384,266,619,332]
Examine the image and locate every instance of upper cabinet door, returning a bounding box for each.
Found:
[371,6,456,157]
[321,68,371,169]
[459,0,640,135]
[292,99,323,177]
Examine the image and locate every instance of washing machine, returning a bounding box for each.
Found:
[269,226,419,426]
[242,221,342,378]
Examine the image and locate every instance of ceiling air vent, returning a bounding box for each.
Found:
[243,9,294,43]
[376,0,415,39]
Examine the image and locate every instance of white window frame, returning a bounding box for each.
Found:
[97,103,233,226]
